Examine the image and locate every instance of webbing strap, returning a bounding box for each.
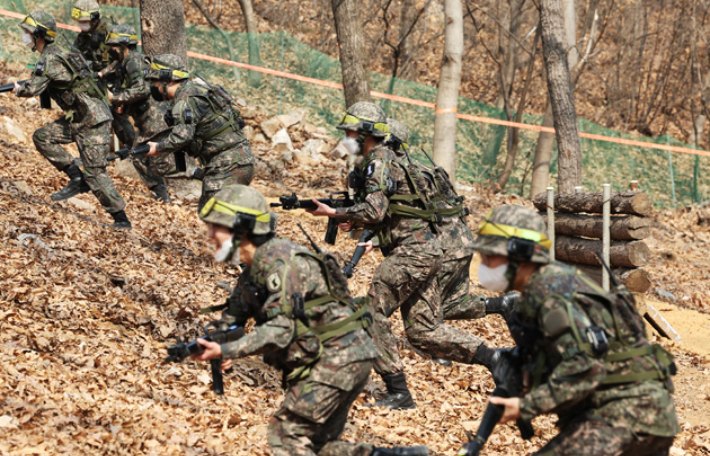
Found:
[309,305,370,342]
[602,369,665,385]
[604,345,655,363]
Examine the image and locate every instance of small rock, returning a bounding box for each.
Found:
[302,139,329,157]
[242,125,256,141]
[113,158,141,181]
[267,159,285,171]
[260,117,284,139]
[240,106,259,119]
[272,128,294,152]
[67,197,96,212]
[654,287,676,303]
[280,150,293,162]
[26,98,39,108]
[253,133,267,144]
[293,149,321,166]
[277,109,306,129]
[1,116,27,144]
[328,142,349,160]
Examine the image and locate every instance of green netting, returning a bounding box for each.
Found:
[1,2,707,208]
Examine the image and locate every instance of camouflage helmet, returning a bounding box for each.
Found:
[71,0,101,22]
[472,205,551,264]
[199,185,276,236]
[386,118,409,145]
[336,101,389,138]
[106,24,138,46]
[19,10,57,42]
[145,54,189,81]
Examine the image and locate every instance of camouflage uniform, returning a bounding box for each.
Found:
[472,205,680,455]
[72,15,111,71]
[338,142,484,373]
[156,79,254,210]
[106,47,175,189]
[16,38,126,214]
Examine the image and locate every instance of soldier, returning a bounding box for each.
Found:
[308,103,506,410]
[191,184,428,456]
[70,0,111,72]
[144,54,255,210]
[13,10,131,230]
[385,118,517,361]
[472,205,680,455]
[102,24,174,202]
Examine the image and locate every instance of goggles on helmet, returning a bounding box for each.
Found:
[339,114,389,135]
[150,61,189,80]
[71,8,99,20]
[22,16,57,38]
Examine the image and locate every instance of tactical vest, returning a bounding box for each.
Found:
[523,269,676,392]
[388,157,468,223]
[181,80,245,144]
[237,250,371,383]
[48,42,107,107]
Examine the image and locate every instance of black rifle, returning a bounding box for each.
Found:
[165,321,245,395]
[342,229,374,278]
[1,80,51,109]
[270,191,355,245]
[108,143,151,162]
[459,348,534,456]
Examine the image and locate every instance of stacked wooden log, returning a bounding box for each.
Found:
[533,191,653,293]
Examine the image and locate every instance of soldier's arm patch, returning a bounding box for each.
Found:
[366,162,376,177]
[266,272,282,293]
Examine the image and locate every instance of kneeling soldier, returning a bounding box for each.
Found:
[192,185,428,456]
[472,205,679,455]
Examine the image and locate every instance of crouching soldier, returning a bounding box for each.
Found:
[14,10,131,229]
[191,184,428,456]
[471,205,680,455]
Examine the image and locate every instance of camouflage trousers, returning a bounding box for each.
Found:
[369,243,485,375]
[267,359,374,456]
[198,142,255,211]
[535,419,674,456]
[131,152,176,189]
[33,118,126,213]
[439,252,486,321]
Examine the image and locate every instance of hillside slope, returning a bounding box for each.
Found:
[1,75,710,454]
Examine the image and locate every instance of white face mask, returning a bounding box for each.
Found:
[78,22,92,32]
[342,136,361,156]
[478,263,510,292]
[213,237,234,263]
[22,32,35,48]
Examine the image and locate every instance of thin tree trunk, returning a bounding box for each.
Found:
[433,0,463,181]
[139,0,188,64]
[398,0,418,81]
[530,102,555,198]
[236,0,262,86]
[191,0,241,81]
[540,0,582,194]
[331,0,371,106]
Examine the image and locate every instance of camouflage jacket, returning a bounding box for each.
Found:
[391,149,474,259]
[220,238,375,383]
[16,42,111,127]
[156,79,249,165]
[516,262,679,437]
[74,18,111,71]
[109,49,149,106]
[336,143,440,252]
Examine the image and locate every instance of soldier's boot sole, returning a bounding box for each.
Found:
[371,445,429,456]
[431,357,452,366]
[51,178,91,201]
[371,392,416,410]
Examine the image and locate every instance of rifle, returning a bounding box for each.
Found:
[108,143,151,162]
[458,348,534,456]
[342,229,374,278]
[165,320,245,395]
[270,191,355,245]
[1,80,51,109]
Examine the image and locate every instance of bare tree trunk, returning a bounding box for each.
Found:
[191,0,241,81]
[398,0,418,81]
[540,0,582,194]
[433,0,463,181]
[530,102,555,198]
[331,0,371,106]
[236,0,262,86]
[139,0,188,64]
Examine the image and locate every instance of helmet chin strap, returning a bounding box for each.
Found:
[504,260,520,291]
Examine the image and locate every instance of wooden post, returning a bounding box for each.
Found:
[547,187,555,261]
[630,180,639,191]
[602,184,611,291]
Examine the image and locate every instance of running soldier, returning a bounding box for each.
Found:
[471,205,680,455]
[308,103,506,410]
[144,54,254,210]
[14,10,131,229]
[191,184,428,456]
[70,0,111,72]
[102,24,175,202]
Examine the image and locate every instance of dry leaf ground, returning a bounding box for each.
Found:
[1,61,709,455]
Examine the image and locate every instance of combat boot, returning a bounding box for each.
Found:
[371,445,429,456]
[110,210,132,230]
[374,373,416,410]
[51,164,91,201]
[151,184,171,203]
[472,345,506,374]
[485,292,520,321]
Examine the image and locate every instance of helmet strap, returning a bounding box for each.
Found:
[504,260,520,292]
